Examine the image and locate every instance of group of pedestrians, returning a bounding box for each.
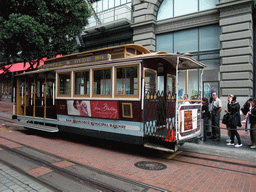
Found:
[202,93,256,149]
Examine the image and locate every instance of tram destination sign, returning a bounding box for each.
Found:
[40,54,110,69]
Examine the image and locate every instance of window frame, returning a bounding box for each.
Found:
[73,69,90,98]
[114,64,140,98]
[144,68,157,92]
[57,72,72,98]
[92,67,112,98]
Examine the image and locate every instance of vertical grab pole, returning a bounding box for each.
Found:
[44,74,47,119]
[175,56,179,141]
[185,69,188,95]
[33,78,36,117]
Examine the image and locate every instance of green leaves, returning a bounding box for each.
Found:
[0,0,91,68]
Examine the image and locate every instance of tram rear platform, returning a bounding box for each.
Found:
[0,101,255,192]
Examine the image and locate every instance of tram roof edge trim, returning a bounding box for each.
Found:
[15,53,205,76]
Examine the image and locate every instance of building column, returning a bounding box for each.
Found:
[218,0,254,101]
[132,0,162,52]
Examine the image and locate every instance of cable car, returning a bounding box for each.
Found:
[13,44,205,152]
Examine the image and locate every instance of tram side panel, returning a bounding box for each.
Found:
[55,99,145,145]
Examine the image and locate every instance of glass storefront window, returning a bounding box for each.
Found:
[156,25,220,54]
[74,71,90,96]
[93,68,111,96]
[116,66,138,96]
[199,25,220,51]
[174,28,198,53]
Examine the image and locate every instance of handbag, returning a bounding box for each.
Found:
[222,113,231,125]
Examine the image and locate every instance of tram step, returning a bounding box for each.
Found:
[144,143,177,153]
[14,122,59,132]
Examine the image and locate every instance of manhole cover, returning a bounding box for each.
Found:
[134,161,167,170]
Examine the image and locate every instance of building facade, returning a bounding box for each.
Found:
[81,0,255,107]
[0,0,254,105]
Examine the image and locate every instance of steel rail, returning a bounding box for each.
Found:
[169,151,256,176]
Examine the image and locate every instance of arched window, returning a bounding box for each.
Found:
[157,0,218,20]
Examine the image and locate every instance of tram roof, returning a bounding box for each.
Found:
[16,45,205,76]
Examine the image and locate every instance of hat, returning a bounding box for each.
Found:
[228,94,234,97]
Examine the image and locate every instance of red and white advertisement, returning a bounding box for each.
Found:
[90,101,119,119]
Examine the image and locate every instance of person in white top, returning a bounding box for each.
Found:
[210,92,222,140]
[183,94,190,105]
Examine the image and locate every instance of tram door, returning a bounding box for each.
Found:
[34,72,56,119]
[16,78,26,116]
[143,70,176,140]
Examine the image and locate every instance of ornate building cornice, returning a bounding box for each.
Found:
[156,9,219,34]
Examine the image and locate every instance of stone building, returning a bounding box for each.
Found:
[1,0,254,107]
[81,0,254,108]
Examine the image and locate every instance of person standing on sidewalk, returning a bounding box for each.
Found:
[226,96,242,147]
[248,99,256,149]
[202,97,210,141]
[210,92,222,141]
[225,94,233,143]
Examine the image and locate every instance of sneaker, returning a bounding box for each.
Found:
[250,145,256,149]
[226,139,231,143]
[235,144,243,148]
[226,142,234,146]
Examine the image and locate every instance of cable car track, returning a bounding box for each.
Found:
[168,151,256,176]
[0,135,170,192]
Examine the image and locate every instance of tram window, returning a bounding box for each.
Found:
[115,66,138,97]
[145,70,157,92]
[126,48,135,55]
[93,68,111,96]
[167,75,176,96]
[74,71,90,96]
[111,53,124,59]
[58,73,71,97]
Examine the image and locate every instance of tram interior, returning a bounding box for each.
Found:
[16,72,56,119]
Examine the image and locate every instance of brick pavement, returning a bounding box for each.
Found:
[0,101,255,192]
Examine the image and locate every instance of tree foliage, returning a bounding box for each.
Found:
[0,0,91,69]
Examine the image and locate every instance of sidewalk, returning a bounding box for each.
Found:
[0,102,55,192]
[0,162,54,192]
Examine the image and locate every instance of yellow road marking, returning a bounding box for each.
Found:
[167,151,183,159]
[0,126,13,132]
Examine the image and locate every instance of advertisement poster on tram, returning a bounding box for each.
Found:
[180,109,198,133]
[67,100,119,119]
[67,100,91,117]
[90,101,119,119]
